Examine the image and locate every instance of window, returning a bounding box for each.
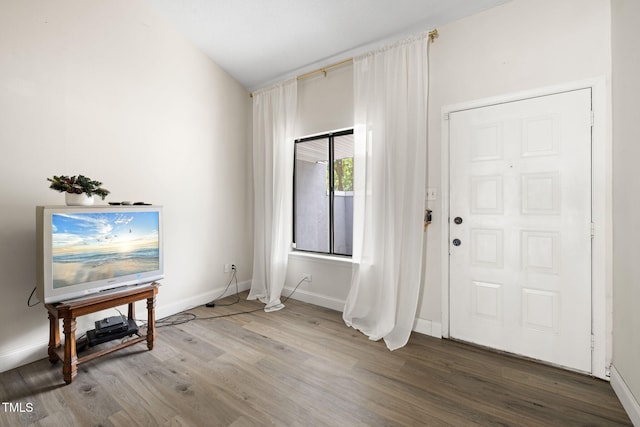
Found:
[293,129,354,256]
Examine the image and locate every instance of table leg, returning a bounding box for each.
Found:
[47,312,60,364]
[146,295,156,350]
[128,301,135,322]
[62,317,77,384]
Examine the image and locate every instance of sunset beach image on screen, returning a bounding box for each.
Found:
[51,211,160,289]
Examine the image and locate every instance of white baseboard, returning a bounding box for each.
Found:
[3,283,444,373]
[281,287,346,312]
[0,281,252,374]
[0,342,49,375]
[283,288,445,341]
[413,318,443,338]
[610,364,640,426]
[154,280,251,320]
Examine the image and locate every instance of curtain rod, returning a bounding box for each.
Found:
[296,57,353,81]
[296,29,439,82]
[250,29,438,97]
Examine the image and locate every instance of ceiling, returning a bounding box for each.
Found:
[148,0,511,91]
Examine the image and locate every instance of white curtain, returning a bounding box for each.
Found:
[249,79,297,311]
[343,33,429,350]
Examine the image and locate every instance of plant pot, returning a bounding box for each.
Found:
[65,192,95,206]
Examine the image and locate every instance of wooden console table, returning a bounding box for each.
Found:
[45,283,159,384]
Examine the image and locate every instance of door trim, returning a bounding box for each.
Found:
[440,77,611,379]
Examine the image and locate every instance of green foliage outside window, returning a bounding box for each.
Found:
[334,157,353,191]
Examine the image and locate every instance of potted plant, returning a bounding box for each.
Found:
[47,174,110,206]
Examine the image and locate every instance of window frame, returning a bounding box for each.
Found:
[293,128,354,257]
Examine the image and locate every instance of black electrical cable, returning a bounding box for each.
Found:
[155,312,198,328]
[281,277,306,304]
[152,277,307,327]
[210,270,240,307]
[205,268,239,307]
[153,308,264,328]
[27,287,40,307]
[183,308,264,321]
[119,271,310,329]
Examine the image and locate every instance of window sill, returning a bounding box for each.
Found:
[288,251,353,266]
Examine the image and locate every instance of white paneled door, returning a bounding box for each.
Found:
[449,89,592,373]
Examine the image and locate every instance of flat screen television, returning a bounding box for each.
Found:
[36,205,164,303]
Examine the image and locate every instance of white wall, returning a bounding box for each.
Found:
[295,65,353,138]
[286,0,613,337]
[283,65,354,310]
[0,0,252,372]
[611,0,640,419]
[423,0,612,323]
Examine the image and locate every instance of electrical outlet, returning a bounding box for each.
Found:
[303,273,312,282]
[231,264,236,271]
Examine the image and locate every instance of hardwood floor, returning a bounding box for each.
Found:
[0,293,631,426]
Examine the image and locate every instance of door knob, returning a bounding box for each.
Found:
[453,238,461,246]
[454,217,463,224]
